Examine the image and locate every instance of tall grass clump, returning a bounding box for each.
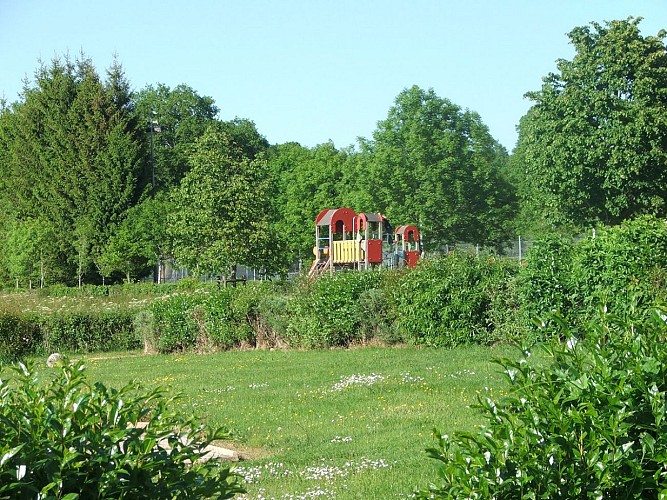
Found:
[417,301,667,499]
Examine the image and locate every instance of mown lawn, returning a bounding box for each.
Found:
[83,345,517,499]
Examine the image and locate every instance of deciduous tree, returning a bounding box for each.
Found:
[169,125,283,277]
[360,86,514,249]
[516,18,667,228]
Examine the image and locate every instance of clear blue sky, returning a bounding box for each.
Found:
[1,0,665,151]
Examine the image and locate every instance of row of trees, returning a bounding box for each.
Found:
[0,17,665,287]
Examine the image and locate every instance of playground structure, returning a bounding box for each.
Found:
[309,207,421,276]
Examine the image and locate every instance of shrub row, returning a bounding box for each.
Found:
[145,217,667,352]
[3,216,666,356]
[0,310,140,360]
[146,255,524,352]
[519,215,667,338]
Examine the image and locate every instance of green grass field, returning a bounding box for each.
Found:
[81,346,517,499]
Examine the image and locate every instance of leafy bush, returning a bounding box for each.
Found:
[0,311,40,361]
[394,254,511,347]
[480,258,526,345]
[255,294,291,347]
[203,286,258,349]
[40,311,141,353]
[356,287,401,344]
[517,233,575,333]
[417,302,667,499]
[285,272,382,347]
[150,292,205,352]
[149,282,279,352]
[0,360,244,498]
[571,215,667,315]
[43,282,182,298]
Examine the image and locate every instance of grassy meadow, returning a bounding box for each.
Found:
[80,346,517,499]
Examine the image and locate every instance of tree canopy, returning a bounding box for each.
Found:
[515,17,667,230]
[2,18,665,289]
[0,54,143,285]
[168,124,282,277]
[357,85,515,249]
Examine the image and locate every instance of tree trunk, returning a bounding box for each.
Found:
[230,264,237,287]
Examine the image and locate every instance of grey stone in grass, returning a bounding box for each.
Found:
[46,353,64,367]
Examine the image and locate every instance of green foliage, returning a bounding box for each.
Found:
[517,233,575,332]
[2,218,58,287]
[0,311,40,361]
[417,302,667,499]
[0,309,140,359]
[394,254,519,347]
[519,216,667,336]
[517,18,667,229]
[133,83,219,190]
[0,360,244,498]
[169,125,285,277]
[202,284,267,349]
[356,287,400,344]
[358,85,515,248]
[43,282,178,298]
[286,272,383,347]
[482,259,528,345]
[150,292,204,352]
[571,215,667,313]
[149,283,277,352]
[98,195,172,283]
[268,141,350,264]
[255,294,291,347]
[40,310,141,353]
[0,54,144,285]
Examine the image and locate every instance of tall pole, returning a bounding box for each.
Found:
[150,119,155,193]
[149,114,160,282]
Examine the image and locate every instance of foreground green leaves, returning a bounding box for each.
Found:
[418,303,667,499]
[0,360,244,498]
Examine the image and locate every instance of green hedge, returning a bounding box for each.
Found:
[40,311,140,353]
[518,215,667,337]
[0,311,41,361]
[145,258,524,352]
[5,216,666,357]
[0,310,140,359]
[393,253,522,347]
[285,272,384,348]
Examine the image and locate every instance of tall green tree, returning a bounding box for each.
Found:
[133,84,219,191]
[97,195,172,283]
[360,86,515,249]
[268,141,349,265]
[0,54,143,284]
[2,218,58,288]
[169,124,283,277]
[516,17,667,229]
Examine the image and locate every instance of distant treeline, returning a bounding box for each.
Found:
[0,18,665,287]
